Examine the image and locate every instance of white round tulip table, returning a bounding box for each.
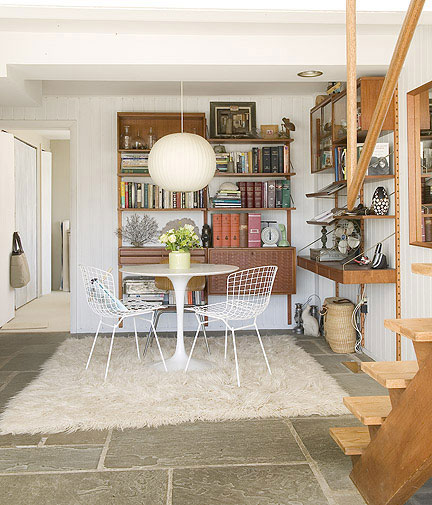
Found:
[120,263,238,371]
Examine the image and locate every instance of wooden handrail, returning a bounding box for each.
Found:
[347,0,425,210]
[346,0,356,187]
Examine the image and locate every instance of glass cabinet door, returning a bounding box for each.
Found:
[311,100,333,173]
[333,93,347,142]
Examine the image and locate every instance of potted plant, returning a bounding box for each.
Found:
[159,224,201,270]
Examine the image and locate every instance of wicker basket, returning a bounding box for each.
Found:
[322,297,356,353]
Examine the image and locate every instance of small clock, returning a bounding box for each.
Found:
[261,225,280,247]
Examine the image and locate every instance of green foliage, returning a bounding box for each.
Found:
[159,224,202,252]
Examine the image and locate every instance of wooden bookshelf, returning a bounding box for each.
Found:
[117,112,297,323]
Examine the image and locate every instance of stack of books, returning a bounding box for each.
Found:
[166,291,205,306]
[237,180,291,208]
[211,187,241,208]
[213,213,261,248]
[120,182,205,209]
[215,146,290,174]
[122,278,166,306]
[120,153,149,174]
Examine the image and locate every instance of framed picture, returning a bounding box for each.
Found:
[260,124,279,139]
[210,102,256,138]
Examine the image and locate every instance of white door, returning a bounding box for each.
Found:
[14,139,37,309]
[41,150,52,295]
[0,132,15,326]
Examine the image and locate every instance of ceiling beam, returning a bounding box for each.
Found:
[347,0,426,210]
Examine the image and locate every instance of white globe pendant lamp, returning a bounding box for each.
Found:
[148,82,216,192]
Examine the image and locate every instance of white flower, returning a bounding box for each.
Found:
[169,235,177,243]
[184,224,194,231]
[168,229,174,234]
[159,234,168,243]
[193,234,199,240]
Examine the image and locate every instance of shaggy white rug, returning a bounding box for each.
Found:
[0,335,348,434]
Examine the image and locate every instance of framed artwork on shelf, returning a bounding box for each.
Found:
[210,101,256,138]
[260,124,279,139]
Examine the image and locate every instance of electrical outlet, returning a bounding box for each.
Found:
[361,300,368,314]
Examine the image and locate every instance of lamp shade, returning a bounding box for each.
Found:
[148,133,216,192]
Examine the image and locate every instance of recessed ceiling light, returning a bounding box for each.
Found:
[297,70,323,78]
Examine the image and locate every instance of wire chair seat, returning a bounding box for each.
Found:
[189,300,263,321]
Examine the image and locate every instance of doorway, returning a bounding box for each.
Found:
[0,129,71,333]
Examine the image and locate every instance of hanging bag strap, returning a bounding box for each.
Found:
[12,232,24,256]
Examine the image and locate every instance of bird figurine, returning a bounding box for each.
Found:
[279,118,296,139]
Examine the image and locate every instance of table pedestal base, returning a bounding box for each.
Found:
[151,354,213,372]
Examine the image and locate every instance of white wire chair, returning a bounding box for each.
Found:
[79,265,167,381]
[186,265,278,386]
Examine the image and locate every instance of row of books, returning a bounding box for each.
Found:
[213,213,261,248]
[120,182,205,209]
[238,180,291,208]
[120,152,149,174]
[216,146,290,174]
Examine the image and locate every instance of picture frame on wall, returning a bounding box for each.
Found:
[210,101,256,138]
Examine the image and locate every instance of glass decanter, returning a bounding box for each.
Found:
[120,125,132,150]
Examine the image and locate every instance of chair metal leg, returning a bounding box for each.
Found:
[199,315,210,355]
[231,328,241,387]
[86,319,102,370]
[224,325,228,360]
[254,322,272,376]
[185,322,201,371]
[104,323,117,382]
[133,318,141,361]
[143,309,161,358]
[151,321,167,371]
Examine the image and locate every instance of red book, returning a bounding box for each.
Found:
[213,214,222,247]
[254,181,263,208]
[248,213,261,248]
[125,183,129,208]
[222,213,231,247]
[238,181,247,208]
[230,214,240,248]
[246,181,254,208]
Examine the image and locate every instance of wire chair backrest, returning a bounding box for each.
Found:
[226,266,278,316]
[79,265,126,318]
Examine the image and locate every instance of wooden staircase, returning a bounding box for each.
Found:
[329,263,432,505]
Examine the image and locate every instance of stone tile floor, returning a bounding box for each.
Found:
[0,331,429,504]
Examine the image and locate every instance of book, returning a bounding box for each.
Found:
[278,146,284,173]
[221,214,231,247]
[238,182,247,207]
[282,180,291,208]
[262,147,271,173]
[239,213,248,248]
[213,214,222,247]
[230,214,240,247]
[254,181,262,208]
[267,181,276,208]
[275,180,283,208]
[246,181,254,208]
[271,147,279,173]
[248,213,261,248]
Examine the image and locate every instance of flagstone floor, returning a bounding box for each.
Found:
[0,331,429,505]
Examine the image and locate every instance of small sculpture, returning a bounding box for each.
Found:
[201,224,212,248]
[293,303,304,334]
[302,305,320,337]
[279,118,296,139]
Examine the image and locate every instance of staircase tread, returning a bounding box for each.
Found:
[329,426,370,456]
[361,361,418,388]
[384,318,432,341]
[412,263,432,276]
[343,396,392,425]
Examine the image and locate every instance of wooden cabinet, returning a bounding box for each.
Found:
[207,247,296,295]
[119,247,206,265]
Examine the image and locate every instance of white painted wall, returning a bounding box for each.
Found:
[0,93,317,333]
[40,150,52,295]
[0,132,15,327]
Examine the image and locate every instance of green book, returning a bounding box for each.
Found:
[282,180,291,208]
[144,183,149,208]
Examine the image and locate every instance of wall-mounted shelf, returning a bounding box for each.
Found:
[208,207,295,212]
[297,256,397,285]
[119,208,206,212]
[208,138,293,144]
[214,172,295,178]
[333,215,396,220]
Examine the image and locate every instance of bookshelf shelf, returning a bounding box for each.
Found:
[214,172,295,178]
[118,149,150,153]
[333,215,396,220]
[119,208,206,212]
[208,207,296,212]
[208,138,293,144]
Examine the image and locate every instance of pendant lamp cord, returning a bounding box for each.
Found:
[180,81,184,133]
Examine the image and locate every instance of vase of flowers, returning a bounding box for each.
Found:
[159,224,201,270]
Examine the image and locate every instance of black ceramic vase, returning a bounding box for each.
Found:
[371,186,390,216]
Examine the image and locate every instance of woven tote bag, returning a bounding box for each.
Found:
[10,232,30,288]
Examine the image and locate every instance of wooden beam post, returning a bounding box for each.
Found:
[346,0,356,187]
[347,0,425,210]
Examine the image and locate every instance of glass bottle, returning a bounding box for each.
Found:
[121,125,132,150]
[148,127,157,148]
[132,130,146,150]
